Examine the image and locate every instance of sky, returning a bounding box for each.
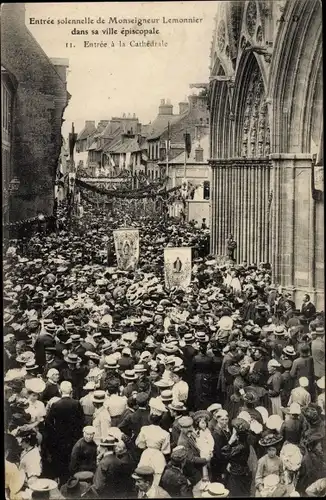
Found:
[25,2,218,138]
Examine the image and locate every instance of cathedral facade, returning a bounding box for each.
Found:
[208,0,323,308]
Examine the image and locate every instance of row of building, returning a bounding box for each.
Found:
[73,93,212,218]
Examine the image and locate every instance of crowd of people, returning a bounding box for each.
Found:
[4,201,326,499]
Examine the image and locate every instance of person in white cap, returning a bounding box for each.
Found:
[136,398,171,487]
[79,381,96,426]
[41,368,60,405]
[92,390,112,446]
[171,365,189,405]
[288,377,311,407]
[69,426,97,476]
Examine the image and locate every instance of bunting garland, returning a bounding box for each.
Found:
[76,178,181,200]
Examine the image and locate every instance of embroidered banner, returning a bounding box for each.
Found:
[164,247,192,290]
[113,228,139,271]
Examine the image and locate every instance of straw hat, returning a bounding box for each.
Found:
[201,483,229,498]
[29,479,58,492]
[25,378,46,394]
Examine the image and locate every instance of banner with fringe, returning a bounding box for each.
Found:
[164,247,192,291]
[113,228,139,271]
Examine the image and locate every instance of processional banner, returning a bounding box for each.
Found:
[164,247,192,291]
[113,228,139,271]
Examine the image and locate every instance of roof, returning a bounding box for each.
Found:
[146,114,182,141]
[164,134,210,164]
[107,137,141,154]
[77,123,97,141]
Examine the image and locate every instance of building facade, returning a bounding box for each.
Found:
[1,3,70,223]
[209,0,323,308]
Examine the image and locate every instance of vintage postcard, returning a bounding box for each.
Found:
[2,1,324,499]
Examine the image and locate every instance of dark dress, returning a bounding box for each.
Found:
[221,440,252,498]
[192,352,216,410]
[211,427,231,481]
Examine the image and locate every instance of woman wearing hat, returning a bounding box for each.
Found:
[61,353,87,400]
[209,409,230,482]
[23,378,46,443]
[221,417,252,497]
[296,431,326,496]
[255,433,284,496]
[279,443,303,495]
[300,405,326,453]
[136,397,171,487]
[16,429,42,483]
[266,360,283,417]
[290,343,316,399]
[193,411,214,479]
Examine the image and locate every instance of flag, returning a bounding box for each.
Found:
[165,121,171,153]
[141,151,148,166]
[126,152,131,168]
[69,132,78,158]
[164,247,192,290]
[184,132,191,158]
[108,154,115,167]
[113,228,139,271]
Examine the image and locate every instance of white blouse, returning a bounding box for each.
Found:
[136,424,170,454]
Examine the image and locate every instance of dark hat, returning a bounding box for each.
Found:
[136,392,149,406]
[132,466,155,480]
[231,417,250,433]
[258,432,283,447]
[227,365,240,376]
[242,389,260,404]
[171,446,187,463]
[281,359,293,370]
[44,346,56,353]
[60,477,89,498]
[192,410,211,424]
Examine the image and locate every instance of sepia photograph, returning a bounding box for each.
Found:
[2,0,324,498]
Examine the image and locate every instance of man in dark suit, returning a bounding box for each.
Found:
[301,294,317,320]
[160,446,192,497]
[45,381,84,485]
[34,322,57,369]
[177,417,207,487]
[91,436,126,499]
[118,392,150,439]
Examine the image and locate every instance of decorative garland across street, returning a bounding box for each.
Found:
[3,214,54,229]
[76,178,181,199]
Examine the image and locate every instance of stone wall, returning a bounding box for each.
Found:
[1,4,69,222]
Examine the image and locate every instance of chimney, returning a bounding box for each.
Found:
[195,145,204,162]
[85,121,95,128]
[188,94,207,111]
[159,98,173,116]
[179,102,189,115]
